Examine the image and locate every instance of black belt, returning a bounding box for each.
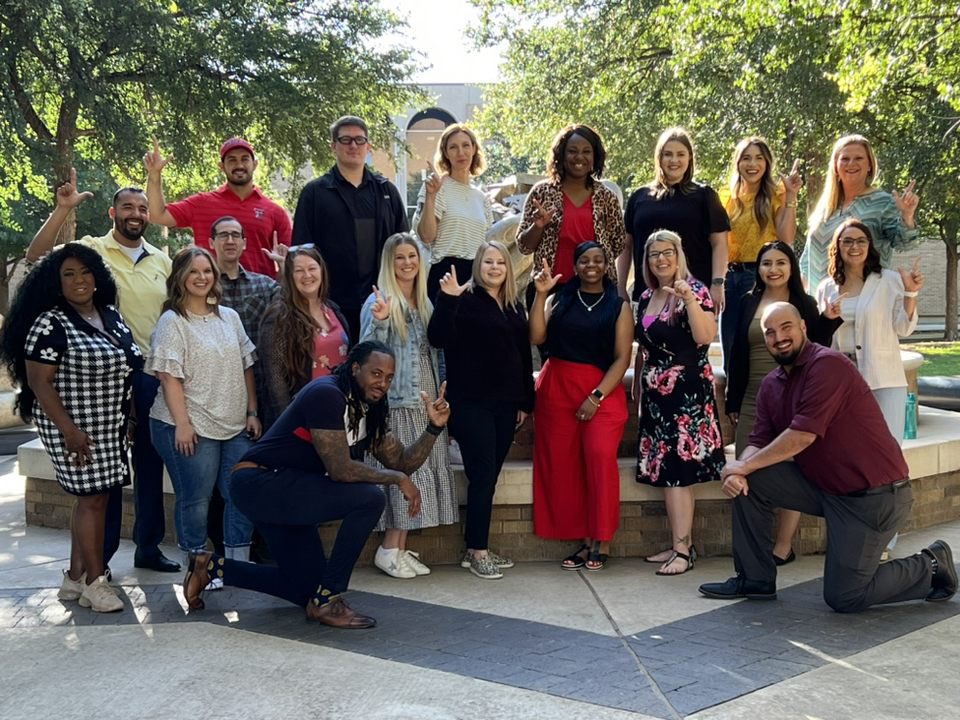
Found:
[728,262,757,272]
[846,478,910,497]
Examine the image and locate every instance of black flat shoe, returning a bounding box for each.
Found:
[699,576,777,601]
[774,549,796,566]
[135,553,182,572]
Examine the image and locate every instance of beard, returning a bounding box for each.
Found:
[772,349,802,366]
[226,170,251,187]
[115,217,145,241]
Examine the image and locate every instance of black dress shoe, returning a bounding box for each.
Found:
[774,549,796,567]
[922,540,957,602]
[134,553,182,572]
[699,576,777,601]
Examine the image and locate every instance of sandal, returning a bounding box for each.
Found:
[561,543,590,570]
[646,545,697,565]
[183,552,222,611]
[585,542,608,571]
[655,548,695,576]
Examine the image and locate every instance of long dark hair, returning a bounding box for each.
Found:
[0,244,118,421]
[551,242,620,328]
[828,218,882,286]
[728,137,778,233]
[273,245,333,393]
[333,341,394,451]
[750,241,805,299]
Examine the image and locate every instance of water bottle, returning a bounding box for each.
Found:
[903,392,917,440]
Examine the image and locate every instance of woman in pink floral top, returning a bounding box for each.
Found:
[634,230,724,576]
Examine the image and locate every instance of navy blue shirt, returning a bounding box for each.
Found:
[241,376,365,472]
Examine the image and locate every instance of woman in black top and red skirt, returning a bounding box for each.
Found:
[428,240,534,580]
[529,242,633,570]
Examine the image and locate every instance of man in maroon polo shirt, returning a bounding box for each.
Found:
[699,302,956,612]
[144,137,292,278]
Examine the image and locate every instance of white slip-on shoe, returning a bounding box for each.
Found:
[374,546,416,579]
[79,575,124,612]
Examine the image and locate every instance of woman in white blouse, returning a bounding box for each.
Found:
[149,247,261,563]
[415,123,493,299]
[817,219,923,439]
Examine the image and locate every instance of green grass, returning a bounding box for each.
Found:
[901,342,960,377]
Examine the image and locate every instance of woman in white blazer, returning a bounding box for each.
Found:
[817,218,923,440]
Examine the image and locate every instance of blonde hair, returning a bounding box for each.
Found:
[472,240,520,309]
[376,233,432,343]
[809,134,880,230]
[434,123,486,176]
[641,230,691,325]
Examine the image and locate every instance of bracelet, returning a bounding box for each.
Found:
[903,290,919,298]
[246,410,258,417]
[586,395,600,408]
[425,423,444,436]
[785,200,798,208]
[711,278,725,287]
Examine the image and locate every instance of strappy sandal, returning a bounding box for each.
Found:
[585,542,608,571]
[561,543,590,570]
[655,548,695,576]
[183,552,223,611]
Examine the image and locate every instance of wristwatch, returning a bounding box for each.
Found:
[591,388,604,403]
[711,278,725,287]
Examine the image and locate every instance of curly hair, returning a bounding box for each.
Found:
[273,246,332,393]
[0,244,118,421]
[547,124,606,187]
[828,218,882,286]
[163,246,222,318]
[333,341,395,451]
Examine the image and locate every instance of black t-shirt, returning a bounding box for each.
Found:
[241,377,366,472]
[546,291,624,371]
[625,183,730,299]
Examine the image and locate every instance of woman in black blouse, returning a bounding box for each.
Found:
[617,127,730,308]
[529,242,633,570]
[427,240,534,580]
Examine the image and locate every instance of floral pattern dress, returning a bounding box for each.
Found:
[635,280,724,487]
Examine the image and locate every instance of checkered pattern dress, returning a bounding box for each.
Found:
[24,305,143,495]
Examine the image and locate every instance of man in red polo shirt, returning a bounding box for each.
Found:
[699,302,956,612]
[144,137,291,278]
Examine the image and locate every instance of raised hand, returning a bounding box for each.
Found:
[532,259,562,295]
[781,158,803,197]
[663,278,696,303]
[424,160,442,197]
[55,167,94,210]
[823,291,849,320]
[439,264,470,296]
[423,381,450,427]
[260,230,289,265]
[531,198,555,229]
[143,136,172,175]
[892,179,919,225]
[370,285,392,321]
[899,257,923,294]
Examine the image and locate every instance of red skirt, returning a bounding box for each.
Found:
[533,358,628,541]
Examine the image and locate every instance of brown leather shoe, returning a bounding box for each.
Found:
[307,596,377,629]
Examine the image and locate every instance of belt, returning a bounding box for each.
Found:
[728,262,757,272]
[846,478,910,497]
[232,461,270,472]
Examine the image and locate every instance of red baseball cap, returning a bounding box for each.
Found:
[219,137,255,160]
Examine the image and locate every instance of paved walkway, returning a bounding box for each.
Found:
[2,456,958,719]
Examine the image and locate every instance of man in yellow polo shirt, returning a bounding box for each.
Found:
[27,169,181,574]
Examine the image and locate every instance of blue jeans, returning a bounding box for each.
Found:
[720,268,758,373]
[150,419,254,553]
[218,467,385,604]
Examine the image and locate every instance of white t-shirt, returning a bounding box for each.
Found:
[414,176,493,263]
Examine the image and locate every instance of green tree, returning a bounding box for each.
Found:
[0,0,421,314]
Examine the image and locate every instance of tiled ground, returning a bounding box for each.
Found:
[4,569,957,718]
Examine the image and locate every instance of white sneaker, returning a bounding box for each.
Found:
[374,546,416,579]
[79,575,124,612]
[204,577,224,591]
[58,570,86,601]
[402,550,431,576]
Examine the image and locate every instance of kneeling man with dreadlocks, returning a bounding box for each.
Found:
[181,341,450,628]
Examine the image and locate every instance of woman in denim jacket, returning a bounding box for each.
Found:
[360,233,457,578]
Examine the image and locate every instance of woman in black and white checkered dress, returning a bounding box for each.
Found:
[0,244,142,613]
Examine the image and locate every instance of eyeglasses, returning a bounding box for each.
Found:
[839,238,870,248]
[288,243,316,252]
[213,231,244,241]
[335,136,369,146]
[648,249,677,260]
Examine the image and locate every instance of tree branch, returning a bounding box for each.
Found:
[6,58,53,141]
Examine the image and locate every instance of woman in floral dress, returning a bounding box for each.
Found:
[634,230,724,576]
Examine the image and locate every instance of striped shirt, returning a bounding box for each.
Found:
[414,177,493,263]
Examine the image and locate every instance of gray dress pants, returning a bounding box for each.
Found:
[732,462,932,613]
